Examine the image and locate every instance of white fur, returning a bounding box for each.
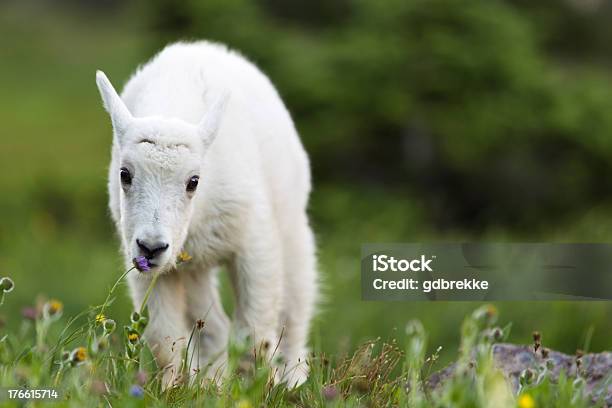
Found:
[96,41,317,388]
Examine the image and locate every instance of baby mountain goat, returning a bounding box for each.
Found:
[96,41,317,388]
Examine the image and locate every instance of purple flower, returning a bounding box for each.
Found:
[132,256,150,272]
[21,307,37,321]
[322,385,339,401]
[129,384,144,398]
[135,370,148,386]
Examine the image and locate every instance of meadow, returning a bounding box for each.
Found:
[0,1,611,406]
[0,281,605,407]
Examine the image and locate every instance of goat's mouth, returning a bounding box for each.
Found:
[144,255,164,269]
[132,248,176,273]
[144,255,174,272]
[132,255,165,272]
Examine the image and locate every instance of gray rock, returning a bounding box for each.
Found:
[426,343,612,406]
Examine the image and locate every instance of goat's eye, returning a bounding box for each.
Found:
[186,175,199,192]
[120,167,132,185]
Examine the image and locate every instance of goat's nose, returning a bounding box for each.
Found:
[136,238,169,258]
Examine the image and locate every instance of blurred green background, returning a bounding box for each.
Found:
[1,0,611,368]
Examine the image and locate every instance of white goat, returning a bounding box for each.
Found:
[96,41,317,388]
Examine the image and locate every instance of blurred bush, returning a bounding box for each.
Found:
[1,0,612,356]
[145,0,612,232]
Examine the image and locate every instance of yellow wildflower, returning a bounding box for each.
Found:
[71,346,87,364]
[177,251,192,263]
[517,394,535,408]
[44,299,63,318]
[236,399,253,408]
[95,313,106,324]
[128,333,139,344]
[486,304,498,318]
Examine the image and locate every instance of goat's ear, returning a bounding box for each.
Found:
[197,91,230,150]
[96,70,133,139]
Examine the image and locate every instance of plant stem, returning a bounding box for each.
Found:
[139,273,159,315]
[99,267,134,317]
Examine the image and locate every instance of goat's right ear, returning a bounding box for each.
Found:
[96,70,133,138]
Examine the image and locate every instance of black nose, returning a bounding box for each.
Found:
[136,239,169,258]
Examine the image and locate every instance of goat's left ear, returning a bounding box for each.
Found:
[96,70,133,139]
[197,91,230,151]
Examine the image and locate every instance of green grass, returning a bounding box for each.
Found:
[0,280,602,407]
